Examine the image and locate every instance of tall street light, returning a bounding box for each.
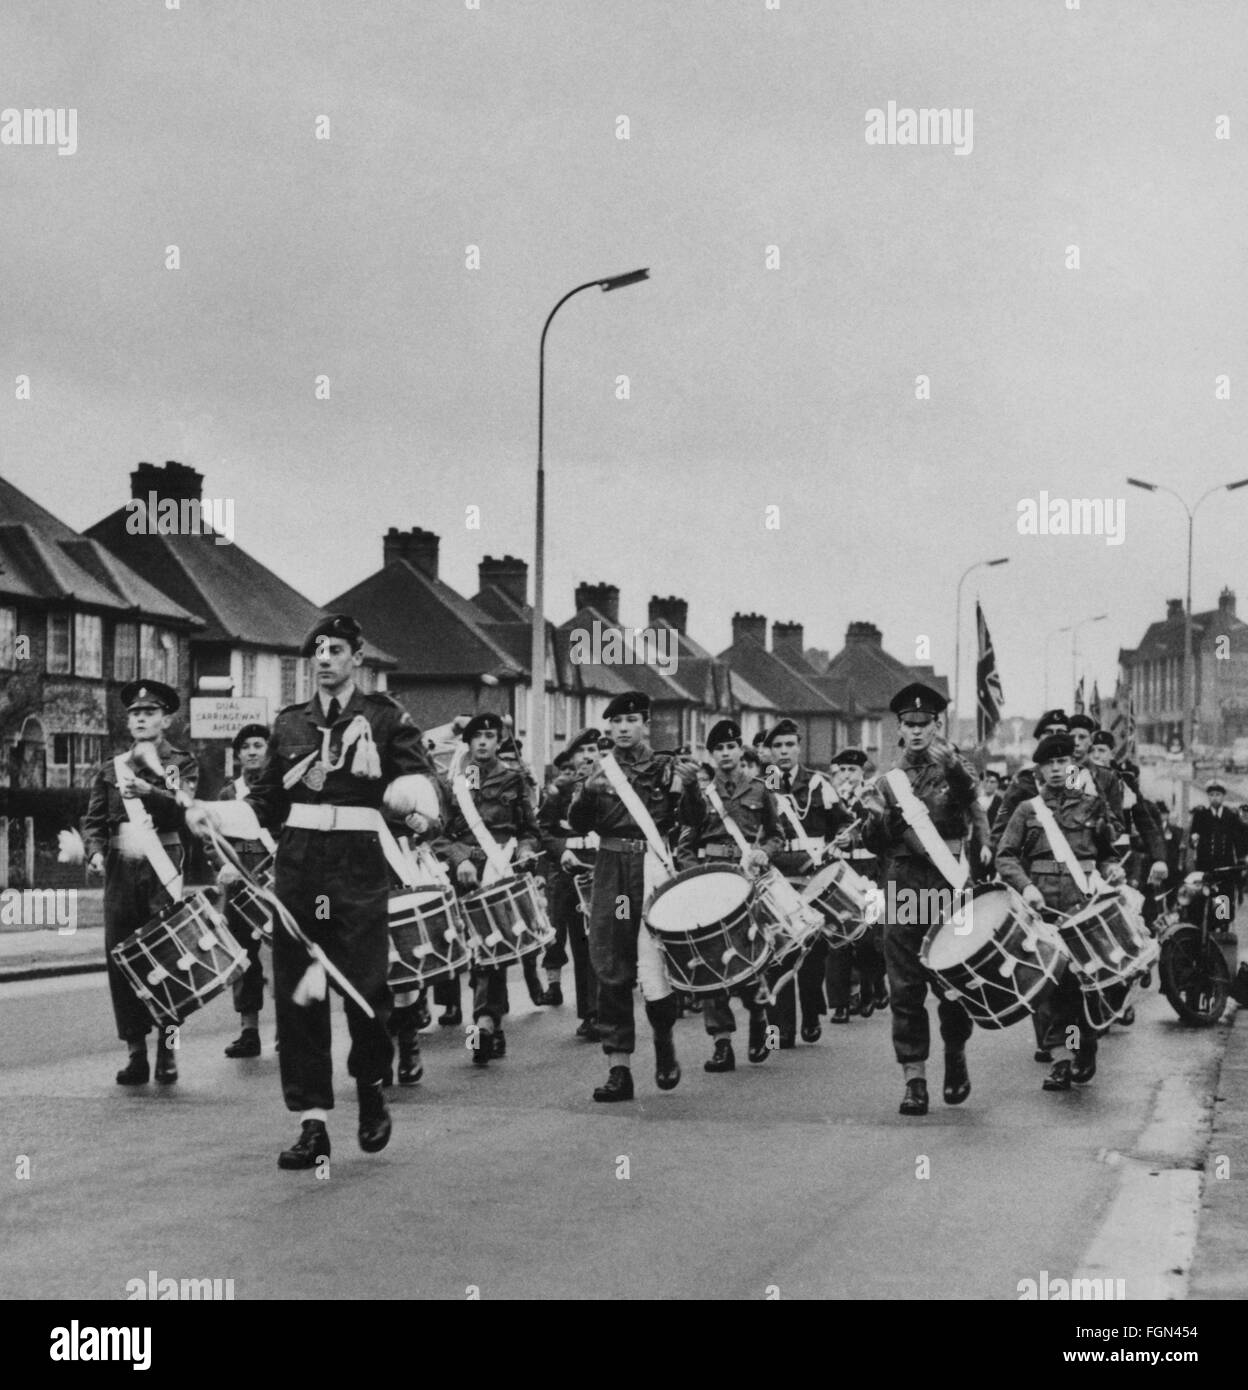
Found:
[1070,613,1108,704]
[530,268,649,774]
[1127,475,1248,819]
[953,556,1009,742]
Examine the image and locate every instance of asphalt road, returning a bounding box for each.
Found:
[1,956,1226,1301]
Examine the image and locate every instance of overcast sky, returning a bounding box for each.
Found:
[3,0,1246,718]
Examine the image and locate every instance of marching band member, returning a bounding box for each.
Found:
[537,728,602,1037]
[674,718,782,1073]
[84,679,199,1087]
[763,719,837,1045]
[989,709,1071,851]
[823,748,888,1023]
[994,732,1124,1091]
[859,682,989,1117]
[436,712,541,1066]
[216,614,437,1170]
[219,722,273,1059]
[567,690,700,1102]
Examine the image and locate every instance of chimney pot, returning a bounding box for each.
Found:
[732,612,767,647]
[383,526,440,578]
[648,595,688,635]
[129,460,203,503]
[574,582,620,625]
[478,554,529,608]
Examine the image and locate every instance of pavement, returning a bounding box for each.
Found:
[0,927,1241,1301]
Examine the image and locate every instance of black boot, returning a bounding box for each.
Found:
[646,997,681,1091]
[1072,1043,1098,1084]
[115,1050,149,1086]
[943,1050,970,1105]
[224,1027,261,1059]
[357,1080,392,1153]
[154,1040,178,1085]
[899,1078,929,1116]
[1043,1060,1073,1092]
[593,1065,634,1102]
[471,1025,492,1067]
[747,1009,769,1064]
[704,1038,735,1072]
[397,1026,423,1085]
[278,1119,330,1170]
[537,981,564,1007]
[439,1003,462,1028]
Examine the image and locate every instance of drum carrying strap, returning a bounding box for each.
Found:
[703,783,752,860]
[114,755,183,900]
[1028,795,1104,897]
[452,774,514,884]
[881,768,969,891]
[599,753,674,898]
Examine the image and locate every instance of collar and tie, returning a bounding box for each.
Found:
[325,697,341,725]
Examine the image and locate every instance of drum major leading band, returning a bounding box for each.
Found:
[84,611,1240,1167]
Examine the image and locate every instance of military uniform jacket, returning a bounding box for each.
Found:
[437,758,540,869]
[566,744,682,844]
[860,747,982,862]
[82,740,199,859]
[1189,805,1246,871]
[538,780,598,871]
[675,770,783,869]
[995,783,1119,913]
[219,770,269,856]
[765,765,843,876]
[245,687,434,832]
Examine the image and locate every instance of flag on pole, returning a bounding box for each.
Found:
[1074,677,1085,715]
[1090,680,1102,726]
[1109,678,1136,761]
[975,601,1004,744]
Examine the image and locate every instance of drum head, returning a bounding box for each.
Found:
[925,886,1011,969]
[647,865,751,932]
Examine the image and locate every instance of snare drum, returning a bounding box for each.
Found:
[388,885,469,988]
[644,864,772,993]
[750,867,823,977]
[1057,890,1158,1026]
[459,874,556,970]
[225,855,275,943]
[111,890,249,1028]
[921,883,1065,1029]
[801,859,874,947]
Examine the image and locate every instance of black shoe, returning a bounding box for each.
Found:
[801,1019,823,1043]
[357,1081,392,1153]
[593,1066,634,1102]
[278,1119,331,1170]
[154,1047,178,1085]
[537,982,564,1007]
[943,1051,970,1106]
[654,1031,681,1090]
[224,1028,261,1059]
[777,1033,796,1050]
[899,1078,929,1116]
[747,1011,769,1064]
[414,999,432,1030]
[575,1017,601,1041]
[830,1008,850,1025]
[1072,1048,1098,1084]
[471,1029,492,1067]
[492,1028,506,1058]
[397,1032,423,1086]
[1043,1060,1073,1092]
[439,1004,462,1028]
[859,994,876,1020]
[115,1054,149,1086]
[1119,1006,1136,1027]
[1034,1048,1052,1064]
[704,1038,735,1073]
[847,991,862,1017]
[874,984,890,1012]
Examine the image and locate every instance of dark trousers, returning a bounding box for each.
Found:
[231,930,266,1015]
[765,942,829,1038]
[587,849,676,1056]
[470,965,508,1027]
[272,827,392,1112]
[104,846,185,1043]
[882,919,973,1064]
[541,872,569,972]
[704,982,764,1036]
[825,926,887,1008]
[549,871,598,1019]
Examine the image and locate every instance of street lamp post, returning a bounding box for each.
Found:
[530,268,649,775]
[953,556,1009,742]
[1127,475,1248,821]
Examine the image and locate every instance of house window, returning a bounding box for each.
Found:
[356,663,375,694]
[241,651,258,697]
[0,607,15,668]
[140,625,177,685]
[113,623,138,681]
[280,657,298,706]
[74,613,103,677]
[47,613,72,674]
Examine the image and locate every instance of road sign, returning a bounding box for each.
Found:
[189,697,269,740]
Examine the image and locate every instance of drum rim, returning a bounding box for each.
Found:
[642,861,753,922]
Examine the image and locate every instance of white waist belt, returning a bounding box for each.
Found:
[286,804,384,833]
[781,837,825,853]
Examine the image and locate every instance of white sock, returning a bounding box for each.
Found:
[903,1062,926,1082]
[301,1108,328,1124]
[546,968,562,985]
[241,1012,259,1030]
[607,1051,630,1068]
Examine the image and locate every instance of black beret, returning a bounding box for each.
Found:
[462,712,505,742]
[302,613,364,657]
[498,735,521,757]
[1034,733,1075,763]
[1032,709,1069,738]
[889,682,947,718]
[752,729,770,747]
[597,735,614,751]
[120,679,180,714]
[232,722,270,752]
[1067,714,1097,733]
[1091,731,1116,749]
[553,749,574,769]
[706,718,743,750]
[566,727,602,757]
[602,690,650,719]
[765,719,800,747]
[1205,779,1227,794]
[831,747,868,768]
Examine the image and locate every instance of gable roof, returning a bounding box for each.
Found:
[717,632,841,716]
[822,634,947,714]
[1124,606,1248,663]
[556,606,699,703]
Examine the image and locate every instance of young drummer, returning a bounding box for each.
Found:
[995,732,1125,1091]
[675,718,782,1073]
[83,680,199,1087]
